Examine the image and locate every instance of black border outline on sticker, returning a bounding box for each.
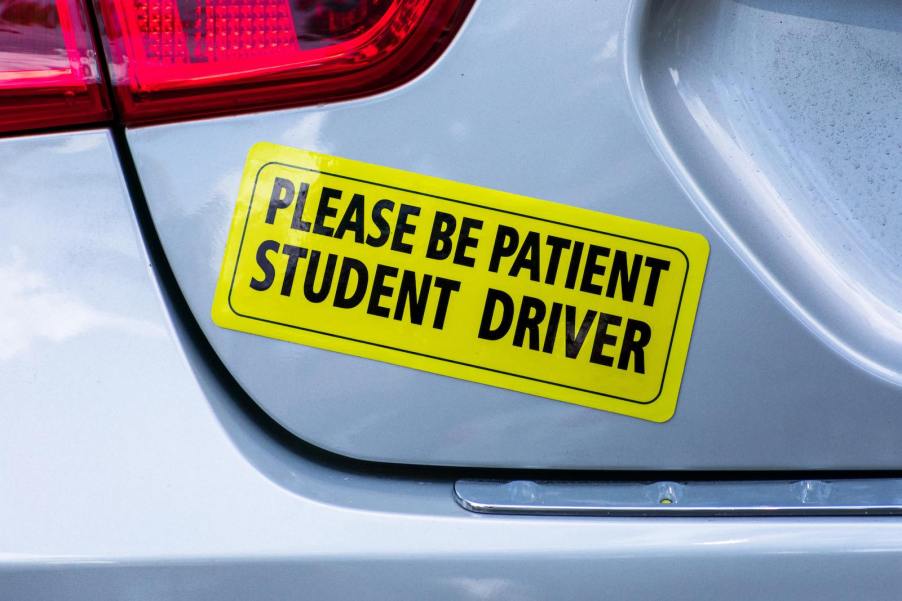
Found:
[226,159,691,405]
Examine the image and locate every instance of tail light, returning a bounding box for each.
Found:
[0,0,472,132]
[95,0,473,123]
[0,0,110,134]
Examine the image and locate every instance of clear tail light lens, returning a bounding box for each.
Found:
[95,0,473,123]
[0,0,111,134]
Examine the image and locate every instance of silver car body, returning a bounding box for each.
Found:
[3,0,902,597]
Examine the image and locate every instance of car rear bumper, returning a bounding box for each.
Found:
[3,129,902,600]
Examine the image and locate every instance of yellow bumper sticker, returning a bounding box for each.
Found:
[213,143,709,422]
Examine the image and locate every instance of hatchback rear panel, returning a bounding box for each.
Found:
[124,0,902,469]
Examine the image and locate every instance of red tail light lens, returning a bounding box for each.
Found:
[0,0,110,134]
[96,0,473,123]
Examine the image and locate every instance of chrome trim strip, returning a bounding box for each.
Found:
[454,479,902,516]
